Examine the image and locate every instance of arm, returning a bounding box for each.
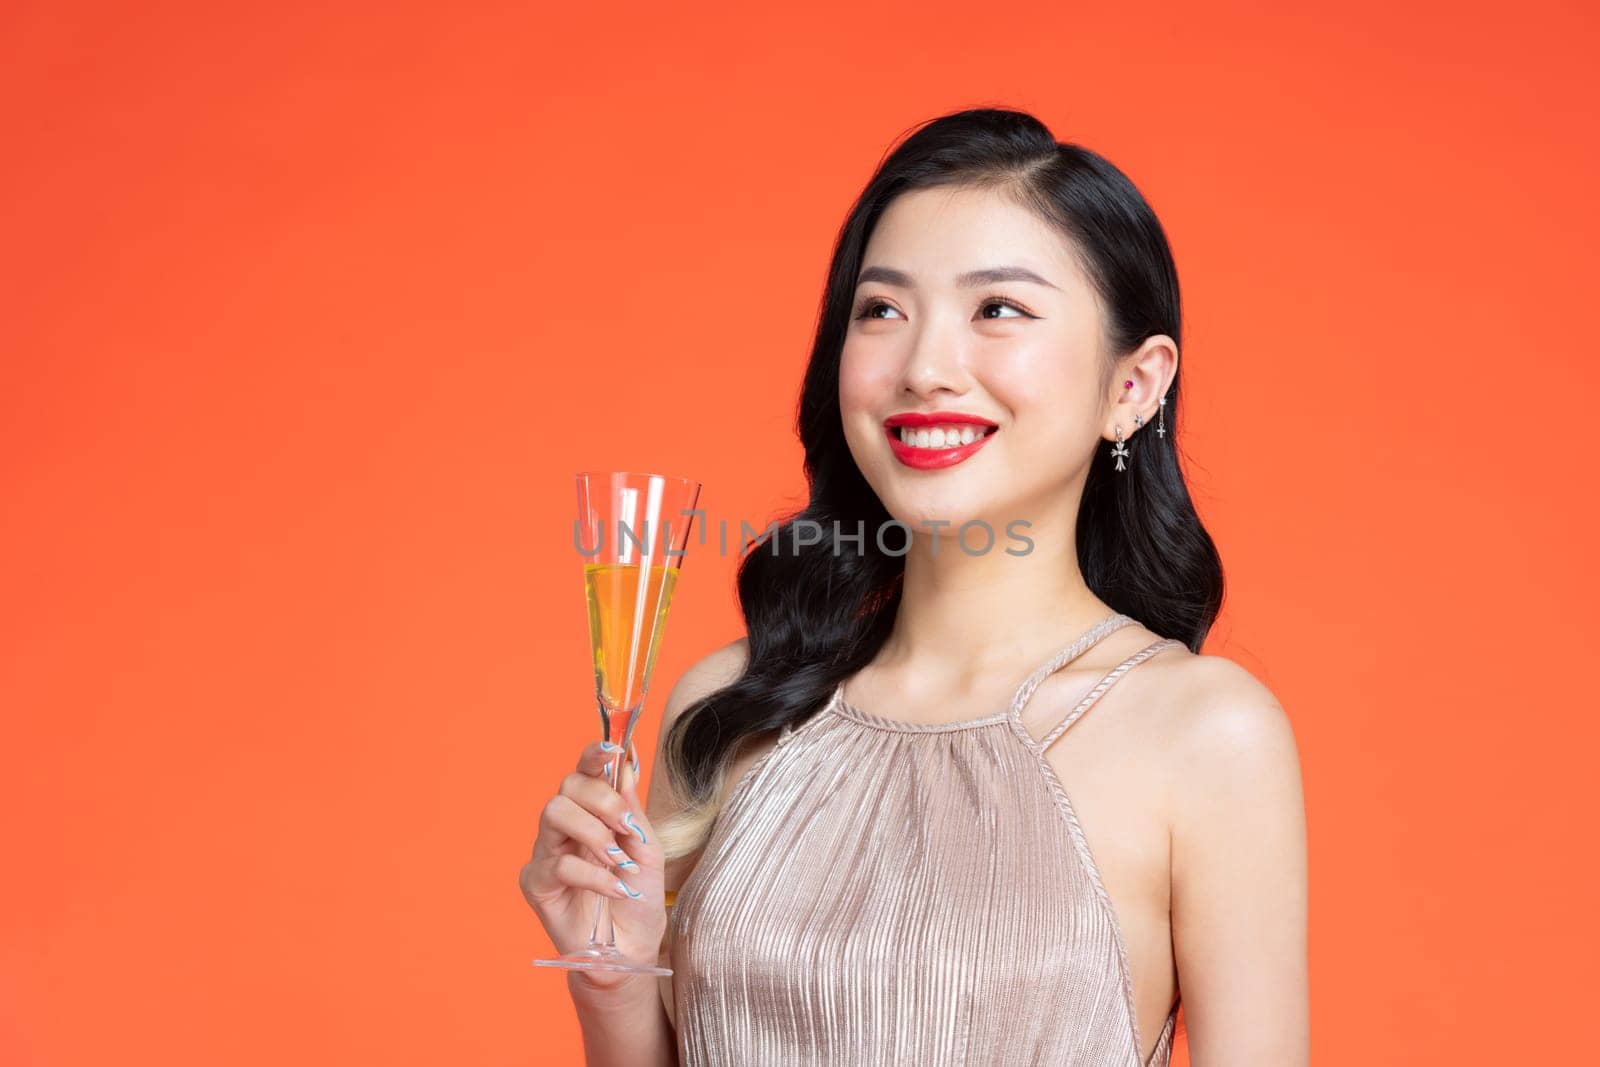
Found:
[1169,657,1310,1065]
[565,635,751,1066]
[568,972,679,1067]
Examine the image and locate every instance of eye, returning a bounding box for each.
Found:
[978,297,1035,320]
[853,297,903,320]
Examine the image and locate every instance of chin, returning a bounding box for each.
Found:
[883,492,1000,540]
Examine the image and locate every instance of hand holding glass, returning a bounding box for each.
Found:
[532,470,701,976]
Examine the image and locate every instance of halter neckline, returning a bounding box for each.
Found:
[828,612,1137,732]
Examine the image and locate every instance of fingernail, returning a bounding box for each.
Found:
[600,741,622,752]
[615,879,643,900]
[630,748,640,777]
[605,845,639,870]
[622,811,646,844]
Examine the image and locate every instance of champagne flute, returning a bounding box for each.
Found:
[533,470,701,976]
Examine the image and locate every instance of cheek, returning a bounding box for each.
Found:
[837,342,891,408]
[983,335,1093,414]
[985,337,1048,393]
[983,344,1103,470]
[836,343,898,445]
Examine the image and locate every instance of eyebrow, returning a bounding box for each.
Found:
[855,265,1060,290]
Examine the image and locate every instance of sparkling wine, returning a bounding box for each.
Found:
[584,561,680,714]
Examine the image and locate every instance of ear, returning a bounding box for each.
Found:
[1105,335,1178,438]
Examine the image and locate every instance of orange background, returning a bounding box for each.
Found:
[2,2,1595,1063]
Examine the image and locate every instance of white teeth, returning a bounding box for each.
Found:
[896,424,991,448]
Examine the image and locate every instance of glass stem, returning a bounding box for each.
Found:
[587,746,624,952]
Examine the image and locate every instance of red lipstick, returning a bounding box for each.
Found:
[883,411,999,471]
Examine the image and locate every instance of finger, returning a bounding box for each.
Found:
[530,790,578,860]
[617,772,656,850]
[540,853,642,902]
[559,770,648,848]
[535,794,636,872]
[577,740,627,780]
[618,739,642,794]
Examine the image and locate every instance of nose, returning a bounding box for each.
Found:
[900,316,970,400]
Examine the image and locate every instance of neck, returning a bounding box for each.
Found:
[879,507,1112,681]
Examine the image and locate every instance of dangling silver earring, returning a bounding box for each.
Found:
[1111,425,1130,471]
[1157,395,1167,438]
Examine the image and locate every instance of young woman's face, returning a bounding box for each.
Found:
[839,185,1114,537]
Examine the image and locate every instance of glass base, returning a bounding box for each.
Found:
[532,947,673,977]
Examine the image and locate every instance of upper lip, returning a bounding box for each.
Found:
[883,411,999,429]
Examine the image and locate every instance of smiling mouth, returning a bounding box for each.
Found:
[881,421,999,470]
[888,424,998,450]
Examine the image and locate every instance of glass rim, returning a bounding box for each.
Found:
[575,469,702,489]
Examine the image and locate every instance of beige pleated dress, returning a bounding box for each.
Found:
[667,612,1185,1066]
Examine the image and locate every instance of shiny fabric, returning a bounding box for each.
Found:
[668,613,1185,1066]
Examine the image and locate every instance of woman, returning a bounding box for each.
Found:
[520,107,1309,1066]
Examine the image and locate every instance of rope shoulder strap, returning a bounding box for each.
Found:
[1036,638,1187,753]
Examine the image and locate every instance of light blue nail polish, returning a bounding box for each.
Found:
[616,879,643,900]
[605,845,639,870]
[622,811,646,844]
[600,741,622,752]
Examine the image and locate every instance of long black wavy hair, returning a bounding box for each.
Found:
[658,106,1224,859]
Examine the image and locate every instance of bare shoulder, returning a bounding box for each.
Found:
[1162,653,1299,770]
[1152,651,1305,846]
[658,635,751,733]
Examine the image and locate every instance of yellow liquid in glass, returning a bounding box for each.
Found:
[584,562,680,713]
